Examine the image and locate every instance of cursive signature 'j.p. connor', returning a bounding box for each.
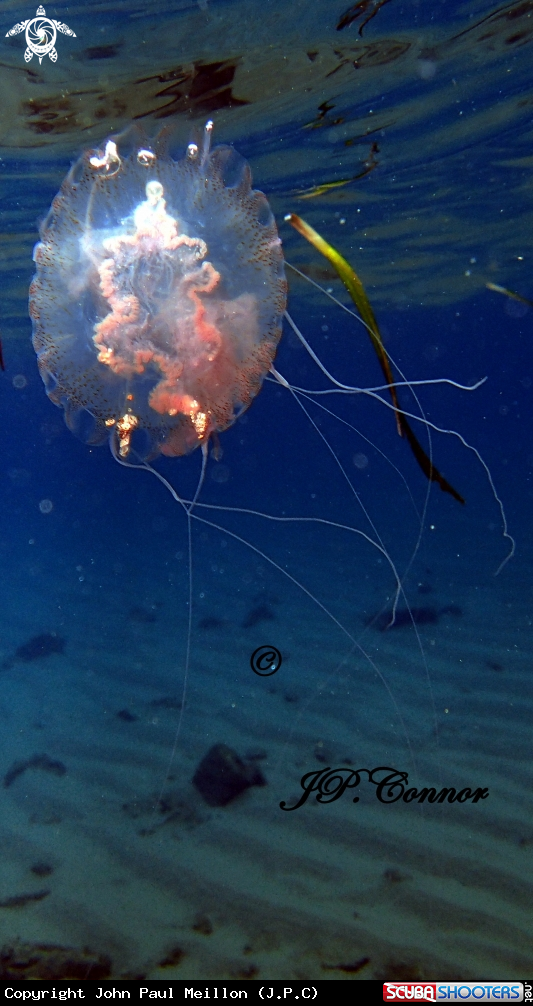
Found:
[280,766,489,811]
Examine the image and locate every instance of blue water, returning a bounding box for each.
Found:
[0,0,532,982]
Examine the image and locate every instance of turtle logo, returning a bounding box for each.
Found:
[5,5,76,64]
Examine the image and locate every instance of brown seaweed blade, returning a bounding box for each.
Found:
[286,213,465,505]
[486,281,533,308]
[398,412,465,504]
[336,0,394,35]
[296,143,380,198]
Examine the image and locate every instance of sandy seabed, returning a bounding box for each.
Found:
[0,519,531,983]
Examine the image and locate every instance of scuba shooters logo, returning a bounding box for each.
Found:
[280,765,489,811]
[6,5,76,64]
[383,983,525,1001]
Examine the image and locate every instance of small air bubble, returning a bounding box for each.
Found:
[12,374,27,389]
[137,148,156,167]
[8,468,30,486]
[89,140,121,177]
[505,299,528,318]
[210,464,230,483]
[39,499,53,514]
[417,59,437,80]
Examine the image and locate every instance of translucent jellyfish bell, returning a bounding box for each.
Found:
[29,122,287,462]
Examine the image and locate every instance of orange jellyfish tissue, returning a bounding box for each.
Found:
[29,121,287,460]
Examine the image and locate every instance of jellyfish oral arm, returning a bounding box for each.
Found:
[269,365,290,389]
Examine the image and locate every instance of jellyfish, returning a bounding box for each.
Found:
[29,121,510,788]
[30,121,286,464]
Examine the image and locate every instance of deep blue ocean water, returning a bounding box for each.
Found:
[0,0,531,982]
